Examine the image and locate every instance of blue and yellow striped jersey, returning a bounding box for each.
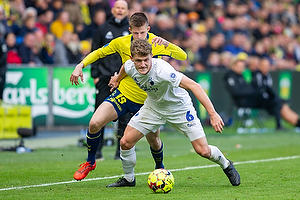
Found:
[81,33,187,104]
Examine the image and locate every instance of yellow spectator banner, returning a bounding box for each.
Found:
[0,104,32,139]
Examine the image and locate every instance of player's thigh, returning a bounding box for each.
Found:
[167,108,205,141]
[90,102,118,127]
[128,105,165,135]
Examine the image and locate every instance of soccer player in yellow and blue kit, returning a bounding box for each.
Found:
[70,12,187,182]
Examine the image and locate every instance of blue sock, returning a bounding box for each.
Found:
[150,141,164,169]
[86,129,102,164]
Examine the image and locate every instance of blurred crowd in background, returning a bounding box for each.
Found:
[1,0,300,72]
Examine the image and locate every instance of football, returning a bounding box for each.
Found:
[147,169,174,193]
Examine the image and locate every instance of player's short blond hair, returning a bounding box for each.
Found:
[130,39,152,57]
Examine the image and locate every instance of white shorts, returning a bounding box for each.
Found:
[128,103,205,141]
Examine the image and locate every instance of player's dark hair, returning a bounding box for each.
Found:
[129,12,149,28]
[130,39,152,57]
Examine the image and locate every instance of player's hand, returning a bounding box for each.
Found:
[70,63,84,86]
[152,37,169,48]
[109,72,119,92]
[210,113,224,133]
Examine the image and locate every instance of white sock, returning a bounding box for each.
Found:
[208,145,230,169]
[120,146,136,182]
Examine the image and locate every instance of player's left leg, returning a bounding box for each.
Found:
[74,102,118,181]
[115,112,133,160]
[191,137,240,186]
[170,107,240,186]
[106,125,144,187]
[146,129,164,169]
[121,97,165,169]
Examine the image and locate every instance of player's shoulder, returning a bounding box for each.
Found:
[111,34,131,44]
[153,58,169,66]
[148,32,157,39]
[152,58,172,72]
[124,59,134,68]
[148,33,159,42]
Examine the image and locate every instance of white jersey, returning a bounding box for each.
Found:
[124,58,194,114]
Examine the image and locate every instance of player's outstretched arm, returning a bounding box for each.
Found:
[70,63,84,86]
[179,75,224,133]
[151,36,187,60]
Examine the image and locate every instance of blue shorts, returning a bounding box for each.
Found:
[104,88,143,119]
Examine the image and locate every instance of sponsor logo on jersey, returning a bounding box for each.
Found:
[187,122,196,127]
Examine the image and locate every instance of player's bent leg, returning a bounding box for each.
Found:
[191,136,210,158]
[107,126,144,187]
[146,129,161,150]
[146,130,164,169]
[115,113,133,160]
[89,102,118,133]
[120,125,144,150]
[74,102,118,181]
[191,137,240,186]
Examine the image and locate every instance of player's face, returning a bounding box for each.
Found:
[129,24,150,40]
[131,54,152,75]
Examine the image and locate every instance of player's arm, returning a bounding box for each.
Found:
[179,75,224,133]
[152,37,187,60]
[108,64,127,92]
[70,40,118,85]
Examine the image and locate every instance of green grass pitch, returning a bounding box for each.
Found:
[0,125,299,200]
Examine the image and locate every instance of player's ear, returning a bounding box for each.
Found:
[147,26,150,32]
[129,27,132,33]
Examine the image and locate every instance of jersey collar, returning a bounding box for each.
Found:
[130,33,150,42]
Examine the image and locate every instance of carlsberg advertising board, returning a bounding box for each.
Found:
[3,67,95,126]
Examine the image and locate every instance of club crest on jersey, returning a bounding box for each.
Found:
[148,77,154,86]
[170,73,176,79]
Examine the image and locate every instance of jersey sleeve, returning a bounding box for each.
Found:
[149,33,187,61]
[81,38,119,67]
[165,43,187,60]
[124,59,134,76]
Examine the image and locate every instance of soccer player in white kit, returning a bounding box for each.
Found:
[107,39,240,187]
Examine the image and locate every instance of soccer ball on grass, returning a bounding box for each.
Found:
[147,169,174,193]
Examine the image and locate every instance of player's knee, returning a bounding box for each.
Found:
[89,118,101,133]
[120,137,134,150]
